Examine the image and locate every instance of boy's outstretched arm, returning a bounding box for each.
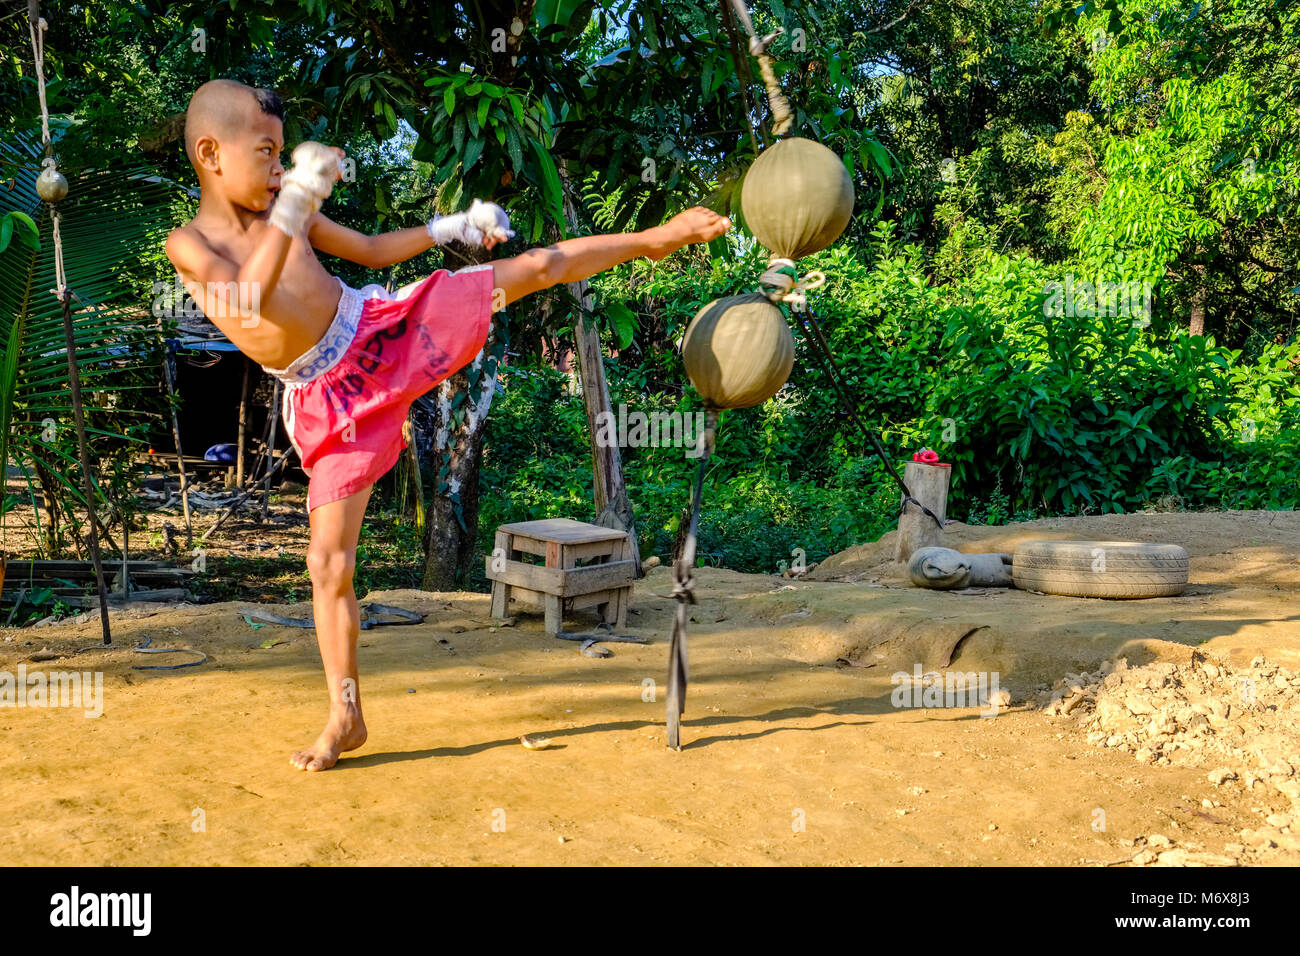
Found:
[309,194,512,268]
[493,207,730,307]
[308,215,442,269]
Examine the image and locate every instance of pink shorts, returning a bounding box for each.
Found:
[261,266,495,512]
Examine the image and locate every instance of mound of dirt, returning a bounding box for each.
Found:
[773,509,1300,698]
[807,509,1300,590]
[1038,650,1300,864]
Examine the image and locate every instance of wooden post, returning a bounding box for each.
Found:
[559,160,643,577]
[894,461,950,563]
[235,355,250,489]
[262,377,281,521]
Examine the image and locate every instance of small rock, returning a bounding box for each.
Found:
[1147,833,1173,848]
[1208,768,1237,786]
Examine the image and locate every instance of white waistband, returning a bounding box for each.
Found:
[260,277,369,387]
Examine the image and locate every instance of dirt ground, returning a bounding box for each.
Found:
[1,508,1297,866]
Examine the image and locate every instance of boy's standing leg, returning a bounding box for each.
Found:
[290,484,373,771]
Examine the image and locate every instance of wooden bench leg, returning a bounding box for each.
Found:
[544,594,563,636]
[490,530,512,620]
[602,534,631,628]
[612,586,629,629]
[491,581,509,619]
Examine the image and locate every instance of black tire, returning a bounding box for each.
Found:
[1012,540,1188,599]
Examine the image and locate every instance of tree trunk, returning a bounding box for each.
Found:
[1189,285,1207,336]
[560,161,644,578]
[419,247,505,591]
[1189,259,1206,336]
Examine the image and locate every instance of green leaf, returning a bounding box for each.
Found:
[505,93,526,125]
[7,211,39,249]
[530,140,564,223]
[534,0,590,30]
[504,123,524,173]
[463,136,485,174]
[605,301,637,349]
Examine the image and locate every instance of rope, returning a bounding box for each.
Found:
[29,12,68,301]
[50,204,67,296]
[789,303,945,529]
[28,14,52,154]
[726,0,794,138]
[759,256,825,310]
[27,1,114,647]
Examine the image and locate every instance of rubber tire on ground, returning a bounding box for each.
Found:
[1011,540,1188,599]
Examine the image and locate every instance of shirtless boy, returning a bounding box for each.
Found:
[165,79,731,771]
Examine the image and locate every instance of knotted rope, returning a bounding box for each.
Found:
[759,256,825,310]
[727,0,794,138]
[28,14,52,153]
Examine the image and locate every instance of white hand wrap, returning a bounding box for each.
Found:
[427,198,515,247]
[269,142,342,237]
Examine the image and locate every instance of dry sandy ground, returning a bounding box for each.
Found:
[1,509,1296,866]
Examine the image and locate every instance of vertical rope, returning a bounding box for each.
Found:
[726,0,794,138]
[27,11,52,155]
[29,1,114,644]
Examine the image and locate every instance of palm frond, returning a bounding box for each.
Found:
[0,132,182,517]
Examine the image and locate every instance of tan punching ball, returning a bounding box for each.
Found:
[682,293,794,410]
[740,137,855,260]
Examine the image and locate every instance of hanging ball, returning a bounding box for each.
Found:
[36,164,68,203]
[740,137,854,261]
[682,293,794,410]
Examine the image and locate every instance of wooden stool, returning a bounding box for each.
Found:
[485,518,634,636]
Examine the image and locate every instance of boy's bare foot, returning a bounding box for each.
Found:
[648,206,732,260]
[289,705,367,772]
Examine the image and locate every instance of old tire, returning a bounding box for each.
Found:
[1011,540,1188,599]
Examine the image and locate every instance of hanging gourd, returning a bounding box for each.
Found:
[740,137,854,261]
[682,293,794,410]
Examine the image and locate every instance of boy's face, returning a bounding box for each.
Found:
[214,108,285,212]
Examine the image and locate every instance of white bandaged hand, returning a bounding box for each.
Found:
[269,141,343,237]
[427,198,515,247]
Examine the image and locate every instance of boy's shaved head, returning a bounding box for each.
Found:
[184,79,285,166]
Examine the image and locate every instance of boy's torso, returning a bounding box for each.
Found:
[172,211,343,369]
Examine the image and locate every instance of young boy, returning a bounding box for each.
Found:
[165,79,730,771]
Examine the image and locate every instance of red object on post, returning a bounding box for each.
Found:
[911,448,949,467]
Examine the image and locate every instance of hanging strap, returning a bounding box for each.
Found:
[665,408,718,750]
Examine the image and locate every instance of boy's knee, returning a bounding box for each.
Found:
[306,544,356,586]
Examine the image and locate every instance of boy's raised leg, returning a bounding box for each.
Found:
[290,484,373,771]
